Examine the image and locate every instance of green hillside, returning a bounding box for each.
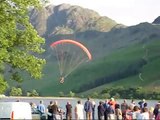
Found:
[78,40,160,96]
[19,39,160,97]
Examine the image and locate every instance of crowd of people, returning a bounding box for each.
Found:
[29,98,160,120]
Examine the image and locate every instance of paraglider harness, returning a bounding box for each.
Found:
[59,77,64,83]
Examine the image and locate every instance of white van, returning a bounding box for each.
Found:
[0,102,32,119]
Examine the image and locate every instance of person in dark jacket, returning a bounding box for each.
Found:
[51,101,59,120]
[47,101,53,120]
[103,99,110,120]
[98,101,105,120]
[92,100,96,120]
[154,103,160,119]
[66,101,72,120]
[84,97,93,120]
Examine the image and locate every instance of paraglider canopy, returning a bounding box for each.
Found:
[50,39,92,83]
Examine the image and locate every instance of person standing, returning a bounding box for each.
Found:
[66,101,72,120]
[84,97,93,120]
[108,98,116,109]
[92,100,96,120]
[153,102,160,119]
[138,99,147,110]
[137,107,149,119]
[115,104,122,120]
[75,100,84,120]
[98,101,105,120]
[103,99,110,120]
[132,105,141,120]
[121,99,128,120]
[125,105,133,120]
[37,100,45,114]
[107,102,115,120]
[130,99,136,108]
[51,101,59,120]
[47,101,53,120]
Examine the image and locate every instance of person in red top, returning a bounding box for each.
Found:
[108,98,116,110]
[125,105,133,120]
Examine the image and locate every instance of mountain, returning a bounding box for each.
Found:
[9,4,160,96]
[47,22,160,59]
[152,16,160,24]
[29,4,124,37]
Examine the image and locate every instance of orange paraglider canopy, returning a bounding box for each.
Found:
[50,39,92,83]
[50,39,92,60]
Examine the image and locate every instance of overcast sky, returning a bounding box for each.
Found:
[48,0,160,26]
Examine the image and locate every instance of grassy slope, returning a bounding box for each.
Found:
[21,39,160,96]
[79,40,160,95]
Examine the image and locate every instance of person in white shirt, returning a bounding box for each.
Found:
[137,107,149,120]
[75,100,84,120]
[132,105,141,119]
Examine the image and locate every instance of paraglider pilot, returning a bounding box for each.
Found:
[60,76,64,83]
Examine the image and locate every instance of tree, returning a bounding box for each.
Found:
[59,91,65,97]
[27,89,39,96]
[10,87,22,96]
[90,92,99,98]
[0,75,8,94]
[0,0,46,94]
[69,91,75,97]
[100,93,110,99]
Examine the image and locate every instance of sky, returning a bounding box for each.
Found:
[48,0,160,26]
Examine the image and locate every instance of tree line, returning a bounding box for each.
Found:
[85,86,160,100]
